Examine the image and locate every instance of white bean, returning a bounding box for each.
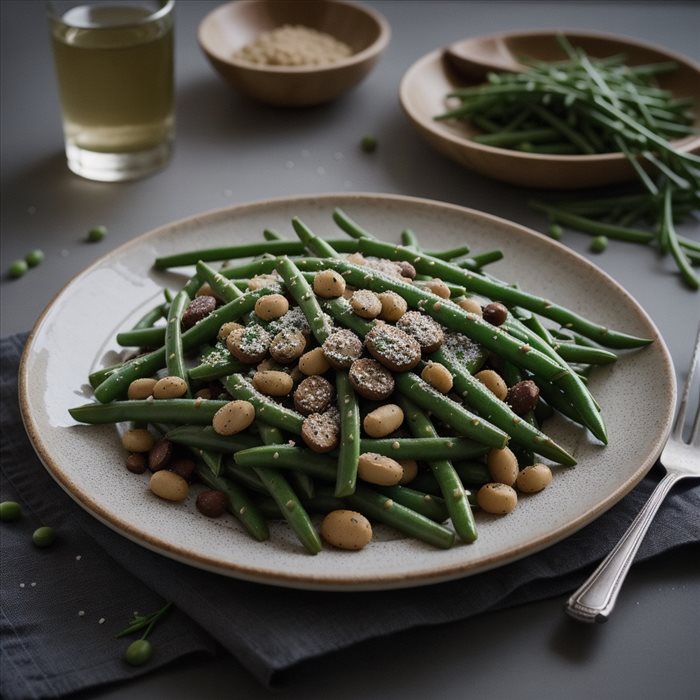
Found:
[212,400,255,435]
[357,453,403,486]
[150,470,189,502]
[477,483,518,514]
[487,447,519,486]
[516,463,553,493]
[320,510,373,550]
[363,404,404,438]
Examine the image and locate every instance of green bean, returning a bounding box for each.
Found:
[346,486,455,549]
[164,290,190,395]
[154,240,312,269]
[398,397,477,542]
[504,315,606,442]
[292,217,340,259]
[552,342,617,365]
[400,229,420,248]
[431,347,576,465]
[188,355,247,381]
[131,303,167,331]
[254,466,322,554]
[352,238,650,348]
[411,461,490,495]
[473,127,561,147]
[89,362,123,389]
[235,445,336,478]
[335,371,360,497]
[374,485,449,522]
[165,425,259,452]
[94,289,270,403]
[662,185,699,290]
[332,207,376,239]
[359,436,491,460]
[70,398,230,425]
[309,262,569,380]
[224,460,267,494]
[196,260,244,303]
[457,249,504,269]
[393,373,509,449]
[195,449,269,541]
[275,257,333,343]
[224,374,304,434]
[254,422,322,554]
[263,228,285,241]
[116,327,166,348]
[256,492,346,518]
[257,421,314,499]
[531,202,656,244]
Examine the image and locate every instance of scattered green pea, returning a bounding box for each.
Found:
[8,259,28,278]
[32,526,56,548]
[0,501,22,521]
[124,639,153,666]
[548,224,563,240]
[590,235,609,253]
[360,135,377,153]
[87,225,107,243]
[25,249,44,267]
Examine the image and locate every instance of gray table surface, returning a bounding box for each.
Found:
[1,1,699,698]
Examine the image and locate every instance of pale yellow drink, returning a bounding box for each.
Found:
[49,2,174,180]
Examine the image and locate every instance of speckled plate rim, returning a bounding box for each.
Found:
[19,193,675,591]
[399,29,700,164]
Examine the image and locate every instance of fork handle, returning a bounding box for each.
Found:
[565,472,683,623]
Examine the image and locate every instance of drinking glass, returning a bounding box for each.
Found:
[47,0,175,182]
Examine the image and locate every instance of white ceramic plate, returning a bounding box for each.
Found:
[20,193,675,591]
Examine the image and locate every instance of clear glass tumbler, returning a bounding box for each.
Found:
[47,0,175,182]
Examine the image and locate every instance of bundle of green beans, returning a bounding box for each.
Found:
[437,35,700,289]
[70,208,652,555]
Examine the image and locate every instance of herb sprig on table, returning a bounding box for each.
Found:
[437,35,700,289]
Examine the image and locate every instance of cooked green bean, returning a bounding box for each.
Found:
[431,347,576,465]
[164,290,190,395]
[346,486,455,549]
[255,423,322,555]
[70,399,229,425]
[165,425,259,452]
[359,437,490,461]
[224,374,305,434]
[188,356,247,381]
[335,370,360,497]
[399,397,477,542]
[116,327,166,348]
[196,260,245,303]
[94,289,270,403]
[352,238,650,348]
[195,449,269,541]
[276,257,333,343]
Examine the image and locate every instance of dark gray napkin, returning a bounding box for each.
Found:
[2,333,698,700]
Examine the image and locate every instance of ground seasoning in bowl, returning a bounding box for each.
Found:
[235,24,352,66]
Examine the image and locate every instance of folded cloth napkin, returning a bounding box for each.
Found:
[2,333,698,700]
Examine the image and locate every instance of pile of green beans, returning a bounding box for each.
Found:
[437,35,699,289]
[69,207,651,554]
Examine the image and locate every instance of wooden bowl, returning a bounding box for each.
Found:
[400,30,700,189]
[198,0,390,106]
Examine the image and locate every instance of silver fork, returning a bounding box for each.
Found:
[565,324,700,623]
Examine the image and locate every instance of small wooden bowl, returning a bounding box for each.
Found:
[400,30,700,189]
[198,0,390,107]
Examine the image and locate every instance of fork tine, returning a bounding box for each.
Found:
[674,323,700,442]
